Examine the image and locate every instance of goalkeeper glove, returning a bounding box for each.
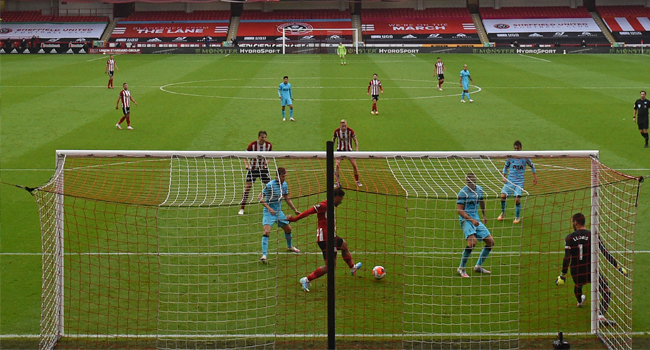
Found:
[555,274,566,286]
[618,266,628,277]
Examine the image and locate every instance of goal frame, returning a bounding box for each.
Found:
[43,148,633,349]
[281,27,359,54]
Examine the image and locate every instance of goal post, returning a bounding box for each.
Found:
[33,150,640,350]
[281,27,358,54]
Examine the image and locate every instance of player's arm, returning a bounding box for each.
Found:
[353,135,359,152]
[459,75,463,87]
[633,102,638,122]
[379,82,384,94]
[115,62,119,71]
[116,96,121,109]
[289,86,293,100]
[556,242,571,285]
[367,83,371,95]
[287,204,318,222]
[479,199,487,224]
[527,159,538,185]
[259,188,276,215]
[278,85,282,99]
[105,62,108,74]
[130,96,138,105]
[243,147,250,169]
[599,241,629,276]
[502,161,509,183]
[469,75,474,85]
[456,203,479,226]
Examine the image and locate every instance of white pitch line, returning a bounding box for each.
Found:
[86,54,115,62]
[2,251,647,256]
[410,53,416,57]
[518,54,551,62]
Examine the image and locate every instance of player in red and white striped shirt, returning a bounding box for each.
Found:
[333,119,361,187]
[104,55,119,89]
[367,74,384,115]
[288,188,362,292]
[239,131,273,215]
[434,57,446,91]
[115,83,138,130]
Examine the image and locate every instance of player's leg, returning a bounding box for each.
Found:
[641,126,649,147]
[261,223,272,262]
[598,274,611,316]
[288,104,294,121]
[301,241,329,291]
[458,227,476,277]
[514,195,522,223]
[374,96,379,114]
[280,217,299,252]
[498,191,508,220]
[281,104,286,121]
[464,88,472,102]
[117,108,127,128]
[335,159,342,186]
[239,177,254,214]
[574,284,585,307]
[339,238,362,274]
[125,112,133,129]
[439,77,444,90]
[474,228,493,273]
[372,96,378,114]
[349,158,361,186]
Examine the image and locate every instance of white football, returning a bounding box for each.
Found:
[372,266,386,280]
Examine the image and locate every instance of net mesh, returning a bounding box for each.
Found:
[34,152,640,350]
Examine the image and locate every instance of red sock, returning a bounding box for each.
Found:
[354,174,359,182]
[343,255,354,269]
[108,81,111,88]
[308,267,326,281]
[118,116,126,124]
[126,116,131,126]
[372,102,377,111]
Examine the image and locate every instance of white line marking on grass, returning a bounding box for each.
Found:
[410,53,416,57]
[87,55,116,62]
[518,54,551,62]
[224,54,230,57]
[3,251,647,256]
[2,332,648,338]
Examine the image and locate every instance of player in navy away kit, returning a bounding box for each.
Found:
[556,213,629,324]
[633,90,649,148]
[288,188,362,292]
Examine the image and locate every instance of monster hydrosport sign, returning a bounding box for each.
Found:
[483,18,602,33]
[0,23,107,39]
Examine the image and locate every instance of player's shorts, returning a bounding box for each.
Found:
[571,268,608,291]
[460,220,491,241]
[245,168,271,183]
[371,94,379,101]
[637,115,649,130]
[462,83,469,91]
[339,53,346,58]
[501,183,523,197]
[317,237,345,260]
[122,107,130,115]
[108,70,114,77]
[437,74,444,80]
[281,96,292,107]
[262,209,289,228]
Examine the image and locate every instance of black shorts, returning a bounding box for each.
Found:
[317,237,345,260]
[245,168,271,183]
[108,70,114,77]
[122,106,130,115]
[637,116,649,130]
[437,74,444,80]
[372,94,379,101]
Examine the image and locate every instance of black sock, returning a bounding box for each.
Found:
[644,132,649,145]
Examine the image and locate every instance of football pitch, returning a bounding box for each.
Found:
[1,53,650,348]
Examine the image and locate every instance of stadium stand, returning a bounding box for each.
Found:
[598,6,650,44]
[237,10,353,47]
[480,6,609,46]
[360,7,479,45]
[108,10,231,47]
[1,11,108,23]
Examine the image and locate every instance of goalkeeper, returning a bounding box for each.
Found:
[556,213,629,323]
[337,42,347,65]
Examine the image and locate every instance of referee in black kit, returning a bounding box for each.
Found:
[633,90,649,148]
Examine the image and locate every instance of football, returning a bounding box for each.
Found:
[372,266,386,280]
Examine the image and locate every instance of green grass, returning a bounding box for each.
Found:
[1,53,650,349]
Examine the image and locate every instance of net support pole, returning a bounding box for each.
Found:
[326,141,336,350]
[282,28,286,55]
[590,156,600,334]
[55,153,65,338]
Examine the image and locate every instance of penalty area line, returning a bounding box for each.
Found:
[518,54,551,63]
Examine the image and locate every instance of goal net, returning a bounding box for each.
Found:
[34,150,640,350]
[281,27,359,54]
